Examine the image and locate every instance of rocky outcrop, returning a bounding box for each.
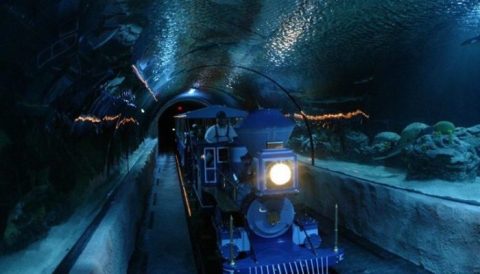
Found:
[398,122,430,147]
[372,131,401,145]
[290,121,480,180]
[455,124,480,154]
[433,121,455,135]
[3,185,70,251]
[372,123,431,161]
[404,134,480,181]
[343,130,369,158]
[363,131,401,158]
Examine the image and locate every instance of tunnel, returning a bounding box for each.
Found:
[157,100,207,152]
[1,1,480,273]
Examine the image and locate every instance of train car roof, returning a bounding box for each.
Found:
[174,105,248,119]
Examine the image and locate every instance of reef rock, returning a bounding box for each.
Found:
[373,123,430,161]
[404,134,480,181]
[315,131,342,158]
[373,131,401,146]
[343,130,369,158]
[363,131,401,158]
[288,136,303,152]
[315,141,340,158]
[2,185,70,251]
[466,124,480,135]
[455,124,480,155]
[433,121,455,135]
[399,122,430,147]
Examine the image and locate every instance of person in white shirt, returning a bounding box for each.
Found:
[204,111,238,143]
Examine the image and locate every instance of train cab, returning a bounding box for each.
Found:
[174,105,248,208]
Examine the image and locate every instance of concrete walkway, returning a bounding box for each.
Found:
[138,153,196,274]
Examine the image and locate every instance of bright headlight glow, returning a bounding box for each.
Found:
[269,163,292,186]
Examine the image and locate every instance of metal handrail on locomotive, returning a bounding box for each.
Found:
[175,105,344,274]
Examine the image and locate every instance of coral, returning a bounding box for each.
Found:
[372,131,401,146]
[404,134,479,181]
[2,184,71,252]
[373,123,429,161]
[398,122,430,147]
[455,125,480,154]
[343,130,369,159]
[433,121,455,135]
[3,199,47,250]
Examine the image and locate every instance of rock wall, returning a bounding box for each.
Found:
[70,142,157,274]
[300,164,480,274]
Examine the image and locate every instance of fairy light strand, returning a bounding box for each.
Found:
[292,109,369,121]
[74,114,121,123]
[115,117,139,129]
[74,114,139,130]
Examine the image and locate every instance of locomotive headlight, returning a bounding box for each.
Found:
[269,163,292,186]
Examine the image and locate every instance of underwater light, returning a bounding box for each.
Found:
[269,163,292,186]
[141,108,145,113]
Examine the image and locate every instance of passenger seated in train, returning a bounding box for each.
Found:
[234,153,255,205]
[239,153,255,182]
[204,111,238,144]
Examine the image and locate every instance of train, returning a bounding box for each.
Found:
[174,105,344,274]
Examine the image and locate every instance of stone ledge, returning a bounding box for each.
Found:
[300,163,480,274]
[70,140,157,274]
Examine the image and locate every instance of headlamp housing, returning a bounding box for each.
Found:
[255,149,299,195]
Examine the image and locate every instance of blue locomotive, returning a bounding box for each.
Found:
[175,105,344,273]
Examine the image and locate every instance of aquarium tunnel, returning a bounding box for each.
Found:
[0,1,479,273]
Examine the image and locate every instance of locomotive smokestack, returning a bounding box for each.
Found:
[236,109,295,156]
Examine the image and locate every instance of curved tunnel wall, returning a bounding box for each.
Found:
[1,0,480,270]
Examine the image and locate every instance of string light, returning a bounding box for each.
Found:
[74,115,102,123]
[102,114,122,122]
[74,114,121,123]
[115,117,139,129]
[74,114,139,130]
[291,109,369,121]
[131,64,158,102]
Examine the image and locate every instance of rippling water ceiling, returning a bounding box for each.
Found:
[132,0,480,123]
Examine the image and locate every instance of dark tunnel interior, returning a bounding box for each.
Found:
[157,101,206,152]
